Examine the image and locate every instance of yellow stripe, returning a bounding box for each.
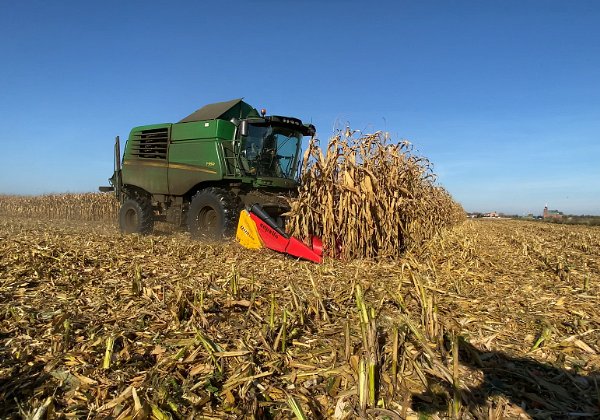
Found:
[124,160,167,169]
[124,160,217,174]
[169,163,217,174]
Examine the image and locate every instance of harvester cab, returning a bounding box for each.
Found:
[100,99,316,244]
[237,115,313,185]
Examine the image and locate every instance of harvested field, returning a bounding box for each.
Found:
[1,214,599,419]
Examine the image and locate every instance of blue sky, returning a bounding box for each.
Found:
[1,1,598,215]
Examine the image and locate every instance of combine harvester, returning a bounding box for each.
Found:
[101,99,322,262]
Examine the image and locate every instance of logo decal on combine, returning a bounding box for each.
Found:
[258,222,280,239]
[236,210,263,249]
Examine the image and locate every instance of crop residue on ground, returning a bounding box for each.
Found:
[1,214,599,419]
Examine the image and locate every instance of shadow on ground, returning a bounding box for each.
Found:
[413,339,599,418]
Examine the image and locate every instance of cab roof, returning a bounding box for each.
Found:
[179,98,260,123]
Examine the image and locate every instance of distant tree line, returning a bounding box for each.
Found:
[467,213,600,226]
[543,215,600,226]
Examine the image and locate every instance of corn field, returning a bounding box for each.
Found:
[287,130,465,259]
[1,135,599,418]
[0,193,118,222]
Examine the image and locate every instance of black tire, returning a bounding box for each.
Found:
[119,196,154,234]
[187,188,240,240]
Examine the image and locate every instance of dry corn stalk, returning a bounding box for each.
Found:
[287,130,465,259]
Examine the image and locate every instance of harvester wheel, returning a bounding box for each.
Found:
[119,196,154,234]
[187,188,240,240]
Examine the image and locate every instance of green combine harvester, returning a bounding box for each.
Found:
[100,99,315,239]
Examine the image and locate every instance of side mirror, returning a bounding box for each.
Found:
[239,120,248,137]
[303,124,316,137]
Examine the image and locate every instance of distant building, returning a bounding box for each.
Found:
[483,211,499,218]
[543,206,563,220]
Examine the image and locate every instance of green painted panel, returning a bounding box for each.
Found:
[122,160,169,194]
[170,120,235,141]
[121,124,171,193]
[168,140,223,195]
[167,120,235,195]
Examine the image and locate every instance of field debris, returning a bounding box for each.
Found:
[1,213,599,418]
